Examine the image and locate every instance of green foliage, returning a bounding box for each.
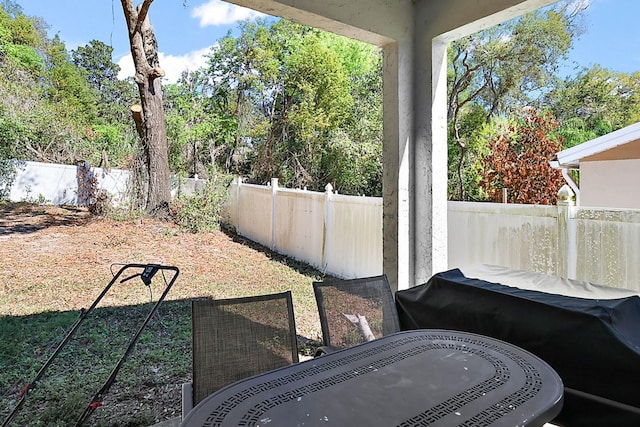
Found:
[45,36,99,123]
[547,65,640,147]
[1,9,385,199]
[556,116,611,149]
[2,43,43,71]
[0,159,23,200]
[164,71,239,177]
[448,104,489,201]
[0,8,138,171]
[71,40,137,126]
[447,5,580,201]
[322,130,382,196]
[0,6,45,72]
[171,176,234,233]
[8,3,639,207]
[203,19,381,195]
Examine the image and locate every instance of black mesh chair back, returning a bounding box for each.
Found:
[313,275,400,350]
[191,291,299,406]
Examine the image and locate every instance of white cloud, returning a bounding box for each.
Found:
[192,0,265,27]
[117,46,212,84]
[117,55,135,81]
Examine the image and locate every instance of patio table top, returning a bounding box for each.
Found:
[180,329,563,426]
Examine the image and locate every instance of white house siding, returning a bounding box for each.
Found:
[580,159,640,209]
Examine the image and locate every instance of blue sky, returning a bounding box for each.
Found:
[563,0,640,75]
[14,0,640,83]
[17,0,267,82]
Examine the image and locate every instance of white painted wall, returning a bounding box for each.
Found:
[580,159,640,209]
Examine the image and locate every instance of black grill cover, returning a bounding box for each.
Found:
[395,268,640,426]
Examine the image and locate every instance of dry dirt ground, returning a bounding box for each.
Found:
[0,202,323,337]
[0,202,325,425]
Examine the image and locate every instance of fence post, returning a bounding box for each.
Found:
[235,176,242,233]
[270,178,278,251]
[322,183,334,272]
[557,184,577,279]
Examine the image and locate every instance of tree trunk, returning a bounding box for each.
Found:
[121,0,171,218]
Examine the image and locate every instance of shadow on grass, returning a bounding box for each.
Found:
[0,202,92,236]
[220,226,336,281]
[0,296,319,427]
[0,299,192,427]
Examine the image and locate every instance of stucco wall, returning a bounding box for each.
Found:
[580,159,640,209]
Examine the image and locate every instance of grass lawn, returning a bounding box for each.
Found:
[0,203,326,426]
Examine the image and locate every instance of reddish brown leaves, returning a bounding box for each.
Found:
[480,109,565,205]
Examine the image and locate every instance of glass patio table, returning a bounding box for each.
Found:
[180,329,563,426]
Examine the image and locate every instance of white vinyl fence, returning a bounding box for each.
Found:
[226,178,382,279]
[6,161,130,206]
[226,179,640,291]
[4,161,206,206]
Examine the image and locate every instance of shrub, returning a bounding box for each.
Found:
[171,175,233,233]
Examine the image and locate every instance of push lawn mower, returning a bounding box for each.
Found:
[2,263,179,427]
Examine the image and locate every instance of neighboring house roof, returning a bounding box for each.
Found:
[556,121,640,168]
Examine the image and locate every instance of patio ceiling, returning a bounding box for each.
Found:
[225,0,558,290]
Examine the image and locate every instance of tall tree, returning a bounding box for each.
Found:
[205,20,373,192]
[548,65,640,148]
[45,35,99,124]
[71,40,138,167]
[120,0,171,217]
[205,19,281,182]
[448,5,581,200]
[164,70,238,177]
[72,40,137,117]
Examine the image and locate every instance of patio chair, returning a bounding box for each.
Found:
[181,291,299,418]
[313,275,400,352]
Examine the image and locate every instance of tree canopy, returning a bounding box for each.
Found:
[2,2,640,207]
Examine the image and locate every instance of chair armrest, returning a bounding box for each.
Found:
[313,346,335,357]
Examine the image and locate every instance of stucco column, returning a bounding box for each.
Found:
[413,36,449,287]
[382,40,413,292]
[382,24,448,292]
